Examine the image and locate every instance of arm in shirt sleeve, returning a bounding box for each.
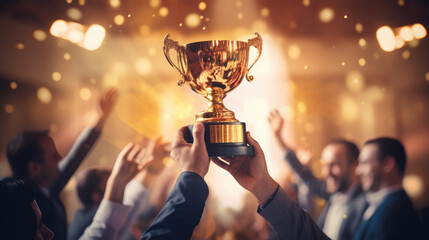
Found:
[258,186,331,240]
[140,171,209,240]
[50,128,102,195]
[79,199,131,240]
[284,150,330,200]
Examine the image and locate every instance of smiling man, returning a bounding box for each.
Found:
[354,137,423,240]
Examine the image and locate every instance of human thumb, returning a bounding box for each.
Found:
[192,123,206,147]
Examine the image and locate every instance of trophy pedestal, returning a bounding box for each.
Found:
[187,122,254,157]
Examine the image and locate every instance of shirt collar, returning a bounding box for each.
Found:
[366,184,402,206]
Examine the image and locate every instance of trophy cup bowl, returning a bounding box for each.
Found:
[163,32,262,157]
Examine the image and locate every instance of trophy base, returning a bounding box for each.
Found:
[187,122,254,157]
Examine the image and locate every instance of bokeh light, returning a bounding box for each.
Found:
[302,0,311,7]
[37,87,53,104]
[150,0,160,8]
[358,58,366,66]
[114,14,125,25]
[395,36,405,49]
[135,58,152,76]
[426,72,429,82]
[139,25,151,36]
[199,2,207,10]
[185,13,201,28]
[411,23,427,39]
[52,72,62,81]
[355,23,364,33]
[319,8,335,23]
[376,26,395,52]
[148,47,157,56]
[159,7,169,17]
[67,7,83,20]
[50,20,68,37]
[403,175,424,198]
[346,71,365,92]
[16,43,24,50]
[297,101,307,113]
[110,0,121,8]
[402,50,410,59]
[358,38,366,47]
[79,87,92,101]
[341,96,359,121]
[288,44,301,59]
[4,104,14,114]
[237,12,243,20]
[10,81,18,90]
[83,24,106,51]
[64,53,71,60]
[261,8,270,17]
[399,26,414,41]
[33,30,47,41]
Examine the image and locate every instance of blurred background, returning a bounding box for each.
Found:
[1,0,428,238]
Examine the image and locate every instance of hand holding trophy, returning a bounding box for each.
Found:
[163,33,263,157]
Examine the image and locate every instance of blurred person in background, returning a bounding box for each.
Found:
[268,109,367,240]
[6,88,118,240]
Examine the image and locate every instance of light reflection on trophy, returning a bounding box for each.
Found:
[163,33,262,157]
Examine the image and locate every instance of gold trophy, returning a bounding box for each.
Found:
[163,33,262,157]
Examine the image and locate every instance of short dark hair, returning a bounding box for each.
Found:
[0,177,37,240]
[327,139,360,165]
[365,137,406,176]
[76,167,111,208]
[6,130,49,178]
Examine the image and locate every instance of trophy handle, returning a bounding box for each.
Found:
[163,34,187,86]
[245,32,263,82]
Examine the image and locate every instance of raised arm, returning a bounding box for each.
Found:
[51,88,118,195]
[268,109,330,200]
[140,123,210,240]
[212,132,329,240]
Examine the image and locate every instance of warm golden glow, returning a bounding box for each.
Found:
[280,105,295,121]
[304,122,315,133]
[402,50,410,59]
[367,86,384,102]
[185,13,201,28]
[102,73,119,88]
[346,71,364,92]
[114,14,125,25]
[411,23,427,39]
[16,43,24,50]
[67,22,84,43]
[79,0,85,6]
[237,12,243,20]
[426,72,429,82]
[52,72,62,81]
[159,7,169,17]
[395,36,405,49]
[148,47,156,56]
[319,8,334,23]
[83,24,106,51]
[66,0,72,4]
[199,2,207,10]
[341,96,359,121]
[37,87,53,104]
[67,7,82,20]
[110,0,121,8]
[302,0,311,7]
[50,20,68,37]
[79,87,92,101]
[135,58,152,76]
[64,53,71,60]
[399,26,414,41]
[376,26,395,52]
[355,23,363,33]
[288,44,301,59]
[139,25,151,36]
[261,8,270,17]
[4,104,14,114]
[403,175,424,198]
[297,101,307,113]
[341,62,346,66]
[113,62,127,76]
[358,58,366,66]
[10,81,18,90]
[150,0,160,8]
[33,30,47,41]
[398,0,405,6]
[344,15,348,19]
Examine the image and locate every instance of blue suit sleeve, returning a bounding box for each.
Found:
[140,171,209,240]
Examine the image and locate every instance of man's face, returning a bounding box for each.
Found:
[39,136,62,185]
[356,144,383,192]
[321,144,353,193]
[32,200,54,240]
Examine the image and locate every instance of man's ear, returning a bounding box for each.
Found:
[382,156,396,174]
[27,161,42,179]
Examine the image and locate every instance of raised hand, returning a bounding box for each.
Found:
[211,132,278,204]
[267,109,289,151]
[170,123,210,178]
[99,87,119,117]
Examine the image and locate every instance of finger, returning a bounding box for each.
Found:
[172,126,191,148]
[246,132,264,157]
[128,145,143,162]
[119,142,135,160]
[138,155,154,170]
[192,123,205,148]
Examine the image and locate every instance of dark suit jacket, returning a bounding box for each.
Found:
[353,189,423,240]
[67,208,97,240]
[37,128,101,240]
[285,151,368,240]
[140,171,209,240]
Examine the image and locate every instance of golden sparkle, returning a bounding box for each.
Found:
[16,43,25,50]
[358,58,366,66]
[37,87,53,104]
[402,50,410,59]
[159,7,169,17]
[185,13,201,28]
[5,104,14,114]
[64,53,71,60]
[288,44,301,59]
[355,23,363,33]
[261,8,270,17]
[114,14,125,25]
[10,81,18,90]
[319,8,334,23]
[79,88,92,101]
[52,72,62,81]
[199,2,207,11]
[302,0,310,7]
[425,72,429,82]
[33,30,47,41]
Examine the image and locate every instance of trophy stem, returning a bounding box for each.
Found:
[195,87,238,123]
